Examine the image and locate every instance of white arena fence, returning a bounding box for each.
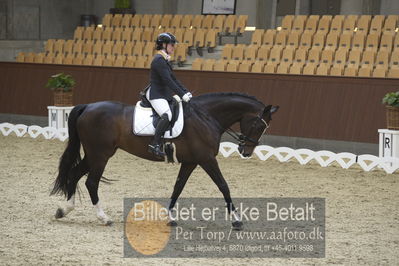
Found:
[1,123,398,174]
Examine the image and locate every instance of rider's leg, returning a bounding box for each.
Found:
[148,98,172,157]
[149,113,170,156]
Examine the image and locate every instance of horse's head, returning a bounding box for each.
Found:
[238,105,279,157]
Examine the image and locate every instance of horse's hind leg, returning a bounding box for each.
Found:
[85,156,113,225]
[55,158,89,219]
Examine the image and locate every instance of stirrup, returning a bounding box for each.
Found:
[148,144,165,158]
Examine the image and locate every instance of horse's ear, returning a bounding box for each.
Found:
[270,105,279,114]
[263,105,272,115]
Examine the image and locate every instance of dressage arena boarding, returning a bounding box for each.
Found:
[0,123,397,265]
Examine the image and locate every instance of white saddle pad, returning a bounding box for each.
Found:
[133,101,184,139]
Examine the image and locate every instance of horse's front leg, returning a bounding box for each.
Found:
[167,162,197,226]
[200,158,243,231]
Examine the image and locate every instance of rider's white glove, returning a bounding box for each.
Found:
[173,94,182,102]
[182,92,192,102]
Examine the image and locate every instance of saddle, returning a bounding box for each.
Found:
[139,91,180,130]
[133,87,184,139]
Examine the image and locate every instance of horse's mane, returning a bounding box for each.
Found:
[195,92,265,106]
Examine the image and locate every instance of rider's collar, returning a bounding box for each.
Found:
[158,50,171,61]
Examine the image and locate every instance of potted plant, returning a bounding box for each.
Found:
[46,73,76,106]
[110,0,136,15]
[382,91,399,130]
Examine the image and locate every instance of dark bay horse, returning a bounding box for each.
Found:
[51,92,279,229]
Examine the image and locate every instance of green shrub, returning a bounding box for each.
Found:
[115,0,131,9]
[382,91,399,107]
[45,73,76,92]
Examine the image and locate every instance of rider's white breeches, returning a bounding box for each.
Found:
[146,89,172,121]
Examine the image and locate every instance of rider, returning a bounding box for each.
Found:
[146,32,192,158]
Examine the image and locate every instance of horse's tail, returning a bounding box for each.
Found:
[50,104,88,197]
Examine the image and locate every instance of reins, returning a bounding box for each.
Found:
[191,102,269,147]
[225,115,269,147]
[225,128,258,146]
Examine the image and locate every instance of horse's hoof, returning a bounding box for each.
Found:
[232,221,243,231]
[105,220,113,226]
[167,221,177,227]
[55,208,64,219]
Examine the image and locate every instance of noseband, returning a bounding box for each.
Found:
[226,114,269,148]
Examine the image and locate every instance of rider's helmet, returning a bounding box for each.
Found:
[155,32,178,50]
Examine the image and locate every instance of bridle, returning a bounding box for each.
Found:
[225,113,270,149]
[191,102,270,150]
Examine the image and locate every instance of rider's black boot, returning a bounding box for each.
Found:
[148,114,170,158]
